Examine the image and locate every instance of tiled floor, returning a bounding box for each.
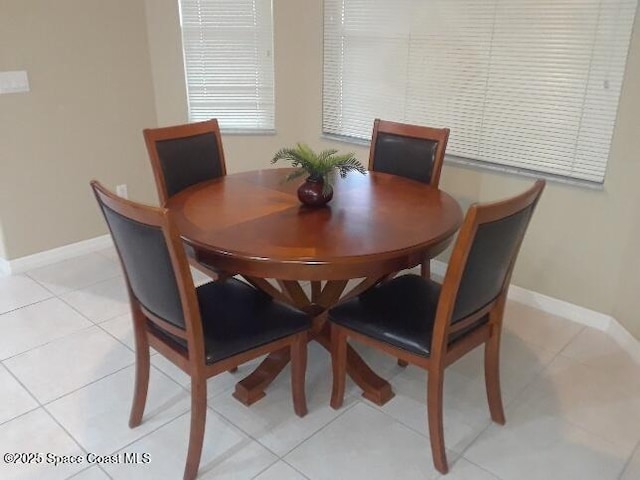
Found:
[1,248,639,479]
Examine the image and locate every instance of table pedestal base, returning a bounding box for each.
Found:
[233,277,396,408]
[232,347,290,406]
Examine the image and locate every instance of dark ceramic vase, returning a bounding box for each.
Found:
[297,176,333,207]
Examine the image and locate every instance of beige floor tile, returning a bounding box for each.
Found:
[449,330,557,404]
[621,441,640,480]
[286,402,449,480]
[0,274,52,314]
[254,461,308,480]
[26,253,121,296]
[0,363,38,425]
[503,301,583,353]
[47,365,189,455]
[60,276,129,324]
[464,414,627,480]
[67,466,110,480]
[560,326,640,384]
[96,246,119,262]
[0,297,92,359]
[211,344,358,457]
[4,326,134,403]
[103,411,277,480]
[435,458,501,480]
[376,365,488,454]
[505,355,640,455]
[0,409,85,480]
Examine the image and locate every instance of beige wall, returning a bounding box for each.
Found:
[144,1,640,337]
[0,0,158,260]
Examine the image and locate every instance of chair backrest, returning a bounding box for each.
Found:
[435,180,545,344]
[143,119,227,205]
[91,181,202,343]
[369,119,450,187]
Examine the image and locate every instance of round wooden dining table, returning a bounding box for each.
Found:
[167,168,463,406]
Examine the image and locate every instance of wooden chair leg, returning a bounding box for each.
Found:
[330,324,347,409]
[128,335,150,428]
[397,359,408,367]
[290,333,308,417]
[427,369,448,475]
[485,334,506,425]
[183,375,207,480]
[420,258,431,279]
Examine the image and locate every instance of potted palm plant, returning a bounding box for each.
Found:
[271,143,366,206]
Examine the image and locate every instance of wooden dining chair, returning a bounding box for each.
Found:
[91,181,310,480]
[329,180,545,475]
[143,119,227,204]
[370,118,450,279]
[369,118,449,188]
[143,119,228,280]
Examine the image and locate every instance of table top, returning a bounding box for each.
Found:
[167,168,463,280]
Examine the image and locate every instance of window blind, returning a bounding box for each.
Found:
[323,0,637,183]
[179,0,275,131]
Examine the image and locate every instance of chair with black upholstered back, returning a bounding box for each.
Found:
[143,119,228,280]
[369,118,449,188]
[143,119,226,205]
[370,119,450,278]
[329,180,545,475]
[91,181,310,480]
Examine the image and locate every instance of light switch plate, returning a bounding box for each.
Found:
[0,70,30,94]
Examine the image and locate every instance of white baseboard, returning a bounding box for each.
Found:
[0,257,10,276]
[506,284,613,331]
[1,235,113,275]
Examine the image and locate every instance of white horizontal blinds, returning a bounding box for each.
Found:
[324,1,413,138]
[323,0,637,183]
[180,0,275,131]
[573,0,637,179]
[405,1,495,160]
[479,0,636,181]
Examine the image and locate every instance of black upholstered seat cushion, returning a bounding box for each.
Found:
[157,278,310,365]
[330,274,441,357]
[198,279,310,363]
[329,274,489,357]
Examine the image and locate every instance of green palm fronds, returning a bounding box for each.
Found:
[271,143,366,190]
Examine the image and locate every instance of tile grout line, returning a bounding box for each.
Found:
[0,361,40,428]
[279,457,314,479]
[207,396,296,459]
[0,360,94,477]
[54,281,128,327]
[248,457,283,480]
[0,293,55,317]
[453,323,628,478]
[64,464,114,480]
[618,437,640,480]
[276,396,362,459]
[0,323,97,363]
[24,260,123,298]
[1,271,126,362]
